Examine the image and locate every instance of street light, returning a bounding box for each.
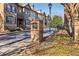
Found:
[32,4,35,9]
[48,3,52,32]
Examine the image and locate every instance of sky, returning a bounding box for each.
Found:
[32,3,64,18]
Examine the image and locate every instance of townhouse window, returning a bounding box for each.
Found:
[23,8,25,12]
[25,19,30,24]
[35,13,38,19]
[23,10,27,18]
[19,9,22,13]
[31,11,36,19]
[12,6,16,12]
[7,5,11,12]
[6,16,15,24]
[25,11,28,15]
[25,10,31,17]
[28,11,31,16]
[6,4,16,12]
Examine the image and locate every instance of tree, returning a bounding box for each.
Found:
[64,3,79,38]
[62,3,79,43]
[49,16,63,28]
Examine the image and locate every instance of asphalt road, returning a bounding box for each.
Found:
[0,28,55,55]
[0,28,55,40]
[0,28,55,47]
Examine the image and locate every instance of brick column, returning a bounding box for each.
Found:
[74,20,79,43]
[0,14,4,32]
[30,20,43,43]
[0,4,4,32]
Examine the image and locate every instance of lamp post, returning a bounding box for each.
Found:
[48,3,52,32]
[32,4,34,9]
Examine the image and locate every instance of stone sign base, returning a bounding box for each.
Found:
[30,20,43,43]
[0,14,4,32]
[74,20,79,43]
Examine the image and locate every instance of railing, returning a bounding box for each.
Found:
[17,12,24,18]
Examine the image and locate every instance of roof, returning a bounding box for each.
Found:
[18,3,28,7]
[17,3,46,16]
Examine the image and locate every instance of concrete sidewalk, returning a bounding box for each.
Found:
[0,35,30,47]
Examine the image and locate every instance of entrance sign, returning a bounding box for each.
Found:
[30,20,43,43]
[32,23,38,29]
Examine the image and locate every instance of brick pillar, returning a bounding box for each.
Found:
[30,20,43,43]
[0,14,4,32]
[0,4,4,32]
[74,20,79,43]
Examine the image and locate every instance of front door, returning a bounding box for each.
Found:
[17,18,23,27]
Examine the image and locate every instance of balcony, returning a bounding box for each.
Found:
[17,12,24,19]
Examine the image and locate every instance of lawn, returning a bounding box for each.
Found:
[12,31,79,56]
[32,33,79,56]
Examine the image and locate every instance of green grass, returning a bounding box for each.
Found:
[33,34,79,56]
